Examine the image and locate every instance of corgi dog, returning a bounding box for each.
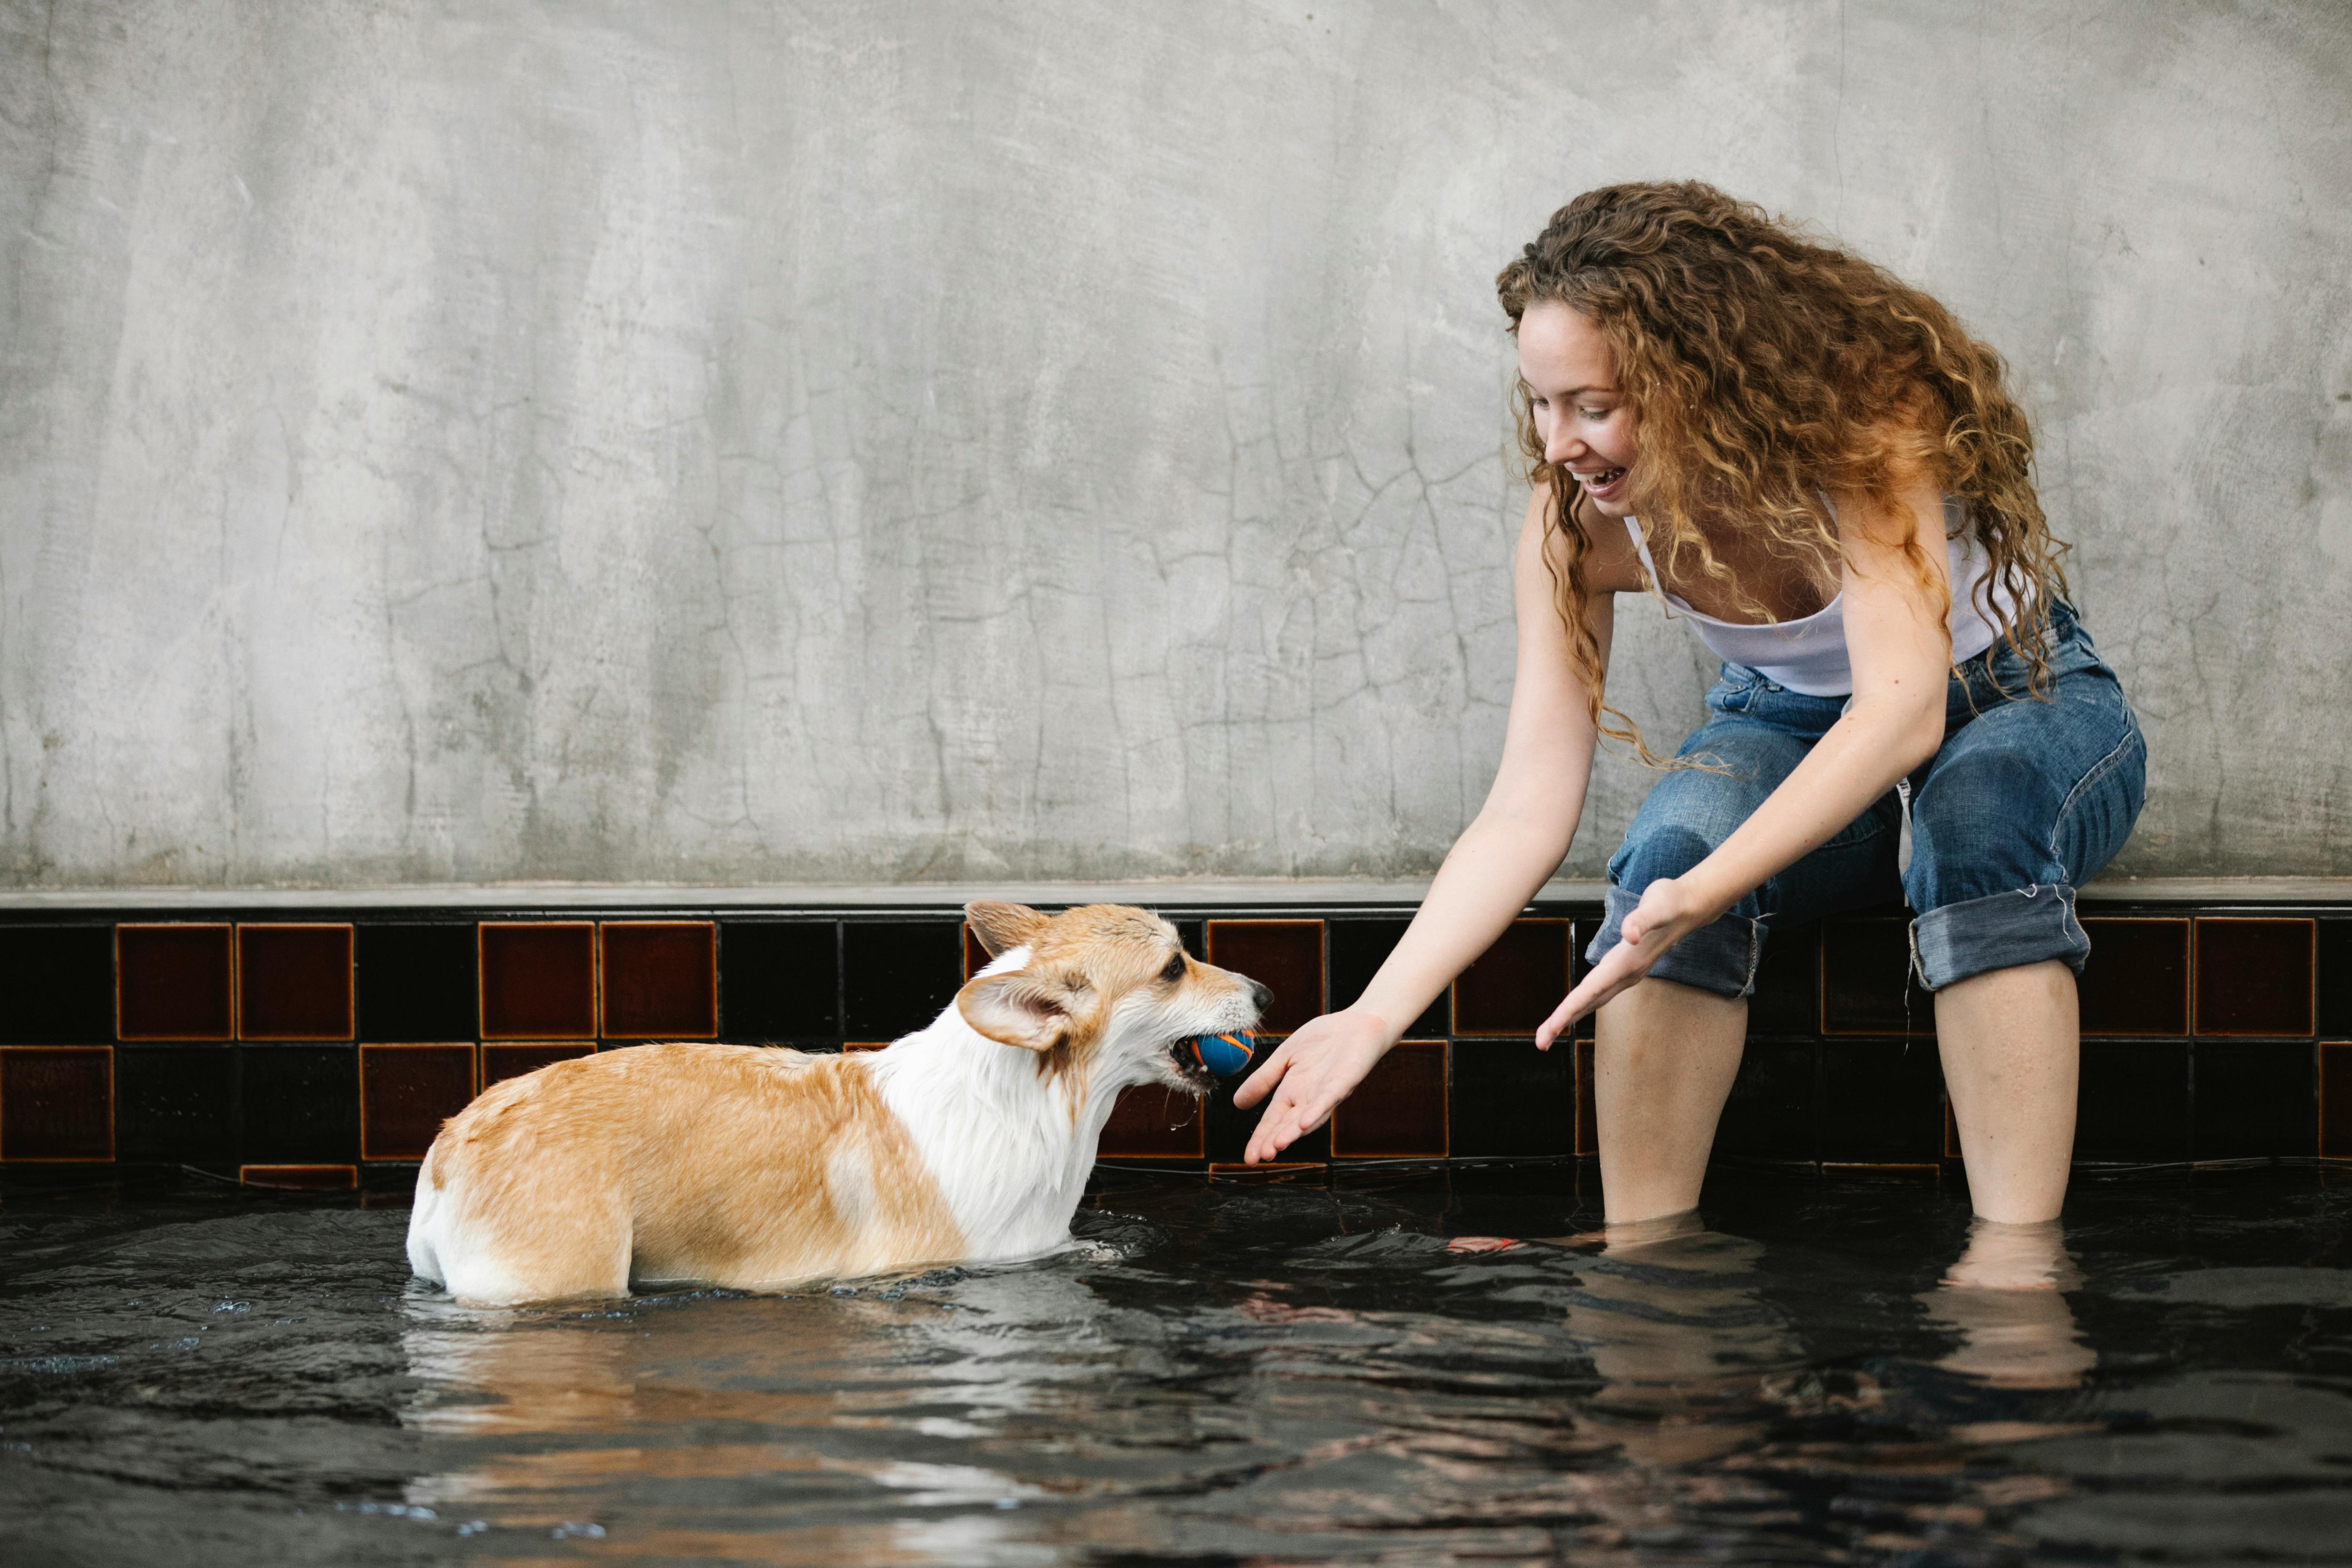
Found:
[406,901,1268,1305]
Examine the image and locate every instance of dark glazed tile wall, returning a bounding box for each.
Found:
[0,1047,113,1160]
[479,923,599,1040]
[1453,920,1572,1035]
[0,894,2340,1177]
[2195,918,2316,1036]
[238,924,355,1040]
[0,927,114,1043]
[601,922,718,1038]
[359,1044,478,1160]
[842,921,963,1040]
[2079,918,2190,1035]
[118,924,234,1040]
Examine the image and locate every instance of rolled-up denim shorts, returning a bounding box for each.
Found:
[1585,600,2146,995]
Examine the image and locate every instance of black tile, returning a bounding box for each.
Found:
[2075,1041,2189,1163]
[1173,921,1204,958]
[1326,920,1447,1036]
[239,1045,360,1164]
[1749,923,1820,1037]
[720,921,839,1040]
[842,921,964,1041]
[2195,918,2315,1036]
[1716,1041,1817,1161]
[2193,1042,2315,1160]
[1819,1041,1943,1162]
[1204,1065,1329,1165]
[115,1045,238,1165]
[1822,915,1931,1035]
[2316,919,2351,1037]
[2324,1043,2352,1160]
[117,924,234,1040]
[0,926,115,1043]
[2078,918,2190,1035]
[0,1048,112,1160]
[357,924,479,1042]
[1330,1041,1447,1158]
[1453,919,1572,1034]
[1448,1038,1573,1159]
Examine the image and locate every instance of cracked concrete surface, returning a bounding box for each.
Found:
[0,0,2346,889]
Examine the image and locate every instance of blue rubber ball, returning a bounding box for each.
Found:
[1188,1029,1259,1077]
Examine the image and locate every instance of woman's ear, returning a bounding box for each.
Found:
[963,900,1049,959]
[956,970,1073,1053]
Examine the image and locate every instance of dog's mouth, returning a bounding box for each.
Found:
[1164,1039,1218,1093]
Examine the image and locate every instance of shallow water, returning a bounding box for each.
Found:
[3,1166,2350,1566]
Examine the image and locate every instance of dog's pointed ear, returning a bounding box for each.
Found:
[956,970,1073,1053]
[963,900,1048,960]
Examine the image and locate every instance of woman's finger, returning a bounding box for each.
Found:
[1534,992,1577,1051]
[1229,1038,1292,1109]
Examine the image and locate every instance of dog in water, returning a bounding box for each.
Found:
[406,901,1268,1304]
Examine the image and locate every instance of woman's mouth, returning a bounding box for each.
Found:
[1574,466,1628,500]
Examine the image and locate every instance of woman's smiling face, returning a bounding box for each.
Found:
[1517,300,1639,516]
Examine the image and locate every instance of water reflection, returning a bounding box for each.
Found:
[1922,1219,2095,1390]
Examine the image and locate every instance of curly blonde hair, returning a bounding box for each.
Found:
[1495,181,2070,762]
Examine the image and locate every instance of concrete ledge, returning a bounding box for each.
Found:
[0,875,2341,910]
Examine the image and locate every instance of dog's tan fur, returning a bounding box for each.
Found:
[415,1045,963,1300]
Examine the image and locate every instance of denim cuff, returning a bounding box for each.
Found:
[1908,882,2092,990]
[1585,884,1763,1001]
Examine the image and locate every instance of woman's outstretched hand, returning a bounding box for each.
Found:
[1533,876,1714,1050]
[1231,1007,1394,1163]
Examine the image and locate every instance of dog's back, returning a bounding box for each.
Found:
[406,1044,962,1304]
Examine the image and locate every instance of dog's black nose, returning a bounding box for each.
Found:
[1247,979,1273,1012]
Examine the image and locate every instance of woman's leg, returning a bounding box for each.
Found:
[1905,622,2145,1223]
[1587,696,1899,1223]
[1933,960,2079,1223]
[1594,979,1748,1222]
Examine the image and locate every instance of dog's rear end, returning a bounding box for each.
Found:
[407,1045,961,1303]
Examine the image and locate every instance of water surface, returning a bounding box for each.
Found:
[3,1165,2350,1565]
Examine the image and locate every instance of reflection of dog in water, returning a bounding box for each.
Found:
[407,902,1267,1305]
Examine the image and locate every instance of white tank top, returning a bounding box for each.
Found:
[1620,496,2020,697]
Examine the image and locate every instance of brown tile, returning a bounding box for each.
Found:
[1945,1097,1962,1160]
[1098,1084,1205,1159]
[1575,1038,1596,1156]
[1205,922,1324,1034]
[843,1041,890,1053]
[2322,1042,2352,1160]
[1821,915,1933,1035]
[1452,919,1573,1035]
[600,922,718,1039]
[117,923,234,1041]
[237,924,354,1040]
[2078,918,2189,1036]
[2195,918,2316,1036]
[359,1044,478,1160]
[481,1042,596,1089]
[1331,1041,1448,1158]
[479,923,598,1039]
[239,1164,356,1190]
[964,924,989,979]
[0,1047,113,1161]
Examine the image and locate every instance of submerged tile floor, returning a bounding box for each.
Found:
[0,899,2342,1183]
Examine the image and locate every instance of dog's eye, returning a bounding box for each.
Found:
[1159,952,1187,982]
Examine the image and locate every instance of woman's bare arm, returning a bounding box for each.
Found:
[1235,487,1634,1162]
[1533,476,1953,1041]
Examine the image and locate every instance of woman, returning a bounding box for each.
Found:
[1235,182,2144,1226]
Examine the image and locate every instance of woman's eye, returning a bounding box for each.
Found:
[1159,953,1187,982]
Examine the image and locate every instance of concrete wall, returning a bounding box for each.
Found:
[2,0,2347,889]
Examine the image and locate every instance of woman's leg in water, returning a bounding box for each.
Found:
[1594,979,1749,1222]
[1933,962,2079,1223]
